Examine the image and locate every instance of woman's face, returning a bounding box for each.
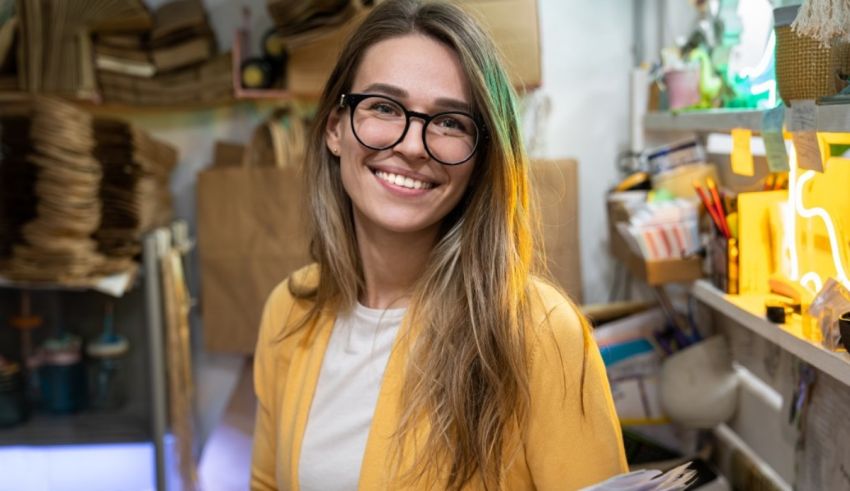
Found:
[326,34,477,239]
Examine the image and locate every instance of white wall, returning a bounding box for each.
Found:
[532,0,635,303]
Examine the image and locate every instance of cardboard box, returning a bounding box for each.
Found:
[607,197,703,286]
[286,0,541,96]
[531,159,582,302]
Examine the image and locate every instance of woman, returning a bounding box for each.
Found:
[251,1,627,489]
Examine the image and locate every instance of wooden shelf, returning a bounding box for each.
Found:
[645,103,850,133]
[0,267,138,298]
[692,279,850,387]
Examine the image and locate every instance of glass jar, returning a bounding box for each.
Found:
[86,335,130,411]
[38,334,86,414]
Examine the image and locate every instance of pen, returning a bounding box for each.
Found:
[706,177,730,238]
[693,180,726,237]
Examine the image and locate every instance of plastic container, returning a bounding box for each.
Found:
[0,360,27,427]
[840,312,850,352]
[38,335,86,414]
[86,335,130,411]
[663,68,700,110]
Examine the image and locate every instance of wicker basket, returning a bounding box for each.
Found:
[775,6,850,105]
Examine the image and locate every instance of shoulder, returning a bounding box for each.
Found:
[258,263,321,343]
[525,277,589,371]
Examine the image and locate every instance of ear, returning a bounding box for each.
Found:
[325,107,343,156]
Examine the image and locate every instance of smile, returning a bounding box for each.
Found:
[373,170,435,190]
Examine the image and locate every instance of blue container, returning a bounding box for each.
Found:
[38,335,86,414]
[0,361,27,427]
[87,335,130,411]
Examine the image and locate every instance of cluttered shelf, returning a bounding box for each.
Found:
[692,279,850,387]
[0,269,138,298]
[644,103,850,133]
[0,404,150,446]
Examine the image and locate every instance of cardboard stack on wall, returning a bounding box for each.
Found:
[93,0,231,105]
[0,97,177,282]
[0,97,104,281]
[15,0,150,98]
[93,119,178,272]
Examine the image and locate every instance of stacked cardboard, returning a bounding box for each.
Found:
[93,118,177,267]
[266,0,356,39]
[0,97,103,281]
[0,97,177,282]
[93,0,229,105]
[15,0,151,98]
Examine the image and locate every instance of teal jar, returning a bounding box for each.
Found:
[39,334,86,414]
[86,335,130,411]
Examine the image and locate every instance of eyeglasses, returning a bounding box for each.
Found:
[339,92,483,166]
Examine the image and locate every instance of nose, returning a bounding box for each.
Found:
[393,117,430,161]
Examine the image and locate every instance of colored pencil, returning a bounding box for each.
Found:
[706,177,730,238]
[693,180,726,237]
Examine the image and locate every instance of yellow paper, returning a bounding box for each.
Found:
[731,128,755,176]
[737,190,787,294]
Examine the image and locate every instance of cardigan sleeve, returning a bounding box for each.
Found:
[250,280,290,490]
[523,296,628,490]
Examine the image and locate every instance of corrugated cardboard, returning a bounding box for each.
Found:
[531,159,583,303]
[286,0,541,96]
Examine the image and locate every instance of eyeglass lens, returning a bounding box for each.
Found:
[351,95,478,165]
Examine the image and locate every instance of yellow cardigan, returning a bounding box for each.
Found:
[251,266,627,490]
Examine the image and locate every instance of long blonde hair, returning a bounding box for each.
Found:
[294,1,536,488]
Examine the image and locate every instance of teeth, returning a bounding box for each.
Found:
[375,171,433,190]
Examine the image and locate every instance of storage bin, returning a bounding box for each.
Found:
[774,5,850,105]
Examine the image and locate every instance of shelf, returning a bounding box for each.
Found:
[645,109,766,132]
[0,406,150,446]
[645,103,850,133]
[692,279,850,387]
[0,267,138,298]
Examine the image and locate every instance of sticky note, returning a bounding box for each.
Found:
[792,131,824,172]
[731,128,755,176]
[788,100,817,132]
[762,105,789,172]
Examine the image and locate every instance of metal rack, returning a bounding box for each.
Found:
[0,227,173,489]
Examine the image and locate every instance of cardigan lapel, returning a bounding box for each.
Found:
[357,316,425,490]
[279,309,336,491]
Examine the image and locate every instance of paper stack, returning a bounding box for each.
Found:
[93,118,177,270]
[0,97,178,283]
[15,0,150,98]
[267,0,356,40]
[0,97,104,282]
[93,0,230,105]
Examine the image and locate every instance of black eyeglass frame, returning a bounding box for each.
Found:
[339,92,485,166]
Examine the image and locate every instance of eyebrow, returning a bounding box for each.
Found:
[361,83,472,113]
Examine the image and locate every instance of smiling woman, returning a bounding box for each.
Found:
[250,1,627,490]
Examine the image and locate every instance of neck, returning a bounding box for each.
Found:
[354,214,438,310]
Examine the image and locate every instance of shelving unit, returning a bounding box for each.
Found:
[0,269,138,298]
[645,103,850,133]
[692,279,850,387]
[0,230,171,490]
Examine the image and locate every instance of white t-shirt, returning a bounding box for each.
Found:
[298,302,406,491]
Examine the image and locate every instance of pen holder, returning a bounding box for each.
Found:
[709,233,739,294]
